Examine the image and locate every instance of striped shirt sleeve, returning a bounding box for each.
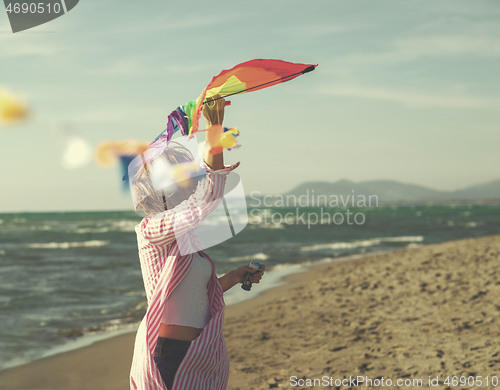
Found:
[138,161,239,246]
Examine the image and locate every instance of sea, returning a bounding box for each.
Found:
[1,203,499,371]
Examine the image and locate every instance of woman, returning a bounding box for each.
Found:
[130,96,264,390]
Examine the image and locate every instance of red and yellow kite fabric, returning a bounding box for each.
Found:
[188,59,317,136]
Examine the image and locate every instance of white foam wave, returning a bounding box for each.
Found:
[73,227,114,234]
[270,262,307,272]
[30,224,53,231]
[110,220,139,232]
[247,209,282,226]
[227,253,269,263]
[73,220,138,234]
[259,223,285,230]
[26,240,109,249]
[300,236,424,252]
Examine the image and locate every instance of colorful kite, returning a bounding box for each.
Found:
[149,59,317,161]
[0,88,28,126]
[127,59,316,215]
[189,59,317,137]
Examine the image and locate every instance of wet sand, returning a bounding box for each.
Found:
[1,235,499,390]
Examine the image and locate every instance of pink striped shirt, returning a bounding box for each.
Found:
[130,161,239,390]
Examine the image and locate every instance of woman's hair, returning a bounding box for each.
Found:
[202,94,225,125]
[132,141,197,216]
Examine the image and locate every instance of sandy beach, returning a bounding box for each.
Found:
[1,235,499,390]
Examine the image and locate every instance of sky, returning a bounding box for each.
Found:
[1,0,499,212]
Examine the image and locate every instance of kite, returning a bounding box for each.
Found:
[127,59,316,216]
[0,88,28,126]
[188,59,317,137]
[149,59,317,161]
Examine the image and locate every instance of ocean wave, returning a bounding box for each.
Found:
[73,220,138,234]
[258,223,285,229]
[109,220,138,232]
[73,227,114,233]
[26,240,110,249]
[226,252,269,263]
[0,250,5,256]
[29,224,54,231]
[270,262,307,272]
[300,236,424,252]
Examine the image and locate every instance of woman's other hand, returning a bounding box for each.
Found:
[233,264,266,284]
[218,264,266,292]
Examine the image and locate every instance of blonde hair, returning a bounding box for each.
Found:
[202,94,225,125]
[132,141,197,216]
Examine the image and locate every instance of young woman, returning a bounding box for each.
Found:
[130,96,264,390]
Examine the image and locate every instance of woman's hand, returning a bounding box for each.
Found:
[218,264,266,292]
[232,264,266,285]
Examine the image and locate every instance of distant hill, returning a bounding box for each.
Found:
[450,179,500,201]
[249,178,500,205]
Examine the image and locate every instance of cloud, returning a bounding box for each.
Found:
[0,34,62,58]
[67,105,167,123]
[334,33,500,70]
[278,22,371,38]
[87,58,217,77]
[394,33,500,58]
[325,14,500,73]
[408,1,500,17]
[319,84,500,109]
[107,17,216,34]
[106,13,241,35]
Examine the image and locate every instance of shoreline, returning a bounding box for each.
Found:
[1,235,499,389]
[0,252,371,388]
[0,250,374,373]
[0,254,332,371]
[0,256,321,390]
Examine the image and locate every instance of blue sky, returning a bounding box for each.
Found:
[1,0,499,212]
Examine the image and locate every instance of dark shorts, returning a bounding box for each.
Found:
[153,337,191,390]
